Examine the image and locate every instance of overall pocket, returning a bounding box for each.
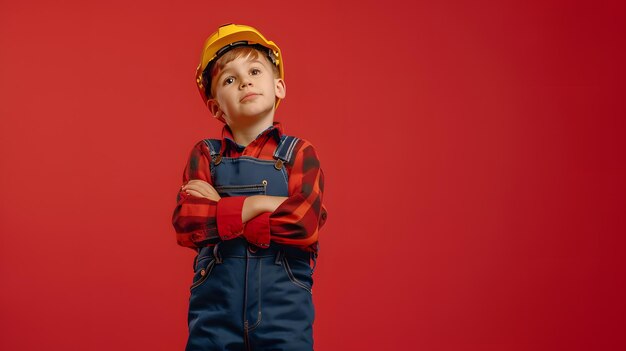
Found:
[215,180,267,197]
[282,255,313,294]
[190,256,216,291]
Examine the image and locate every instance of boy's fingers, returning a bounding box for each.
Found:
[185,189,220,202]
[186,180,217,193]
[184,184,210,197]
[183,180,220,200]
[206,194,221,202]
[185,189,206,198]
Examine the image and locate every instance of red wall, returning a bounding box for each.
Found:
[1,0,625,350]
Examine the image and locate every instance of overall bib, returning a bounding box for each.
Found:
[186,136,316,351]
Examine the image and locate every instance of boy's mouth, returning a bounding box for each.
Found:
[240,93,260,102]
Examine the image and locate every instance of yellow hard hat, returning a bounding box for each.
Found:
[195,23,284,109]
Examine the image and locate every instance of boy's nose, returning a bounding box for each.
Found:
[240,80,252,89]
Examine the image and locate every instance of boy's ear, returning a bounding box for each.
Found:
[274,78,286,99]
[207,99,226,123]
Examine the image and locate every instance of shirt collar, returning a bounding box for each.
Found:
[220,121,284,153]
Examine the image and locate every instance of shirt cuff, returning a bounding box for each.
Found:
[243,212,271,248]
[216,196,246,240]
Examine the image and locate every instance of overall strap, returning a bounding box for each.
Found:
[273,135,300,169]
[202,138,223,181]
[202,138,222,157]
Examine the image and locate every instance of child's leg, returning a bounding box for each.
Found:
[248,249,315,351]
[186,247,246,351]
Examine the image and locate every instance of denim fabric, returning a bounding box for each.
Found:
[186,137,315,351]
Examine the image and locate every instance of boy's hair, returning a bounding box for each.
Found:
[201,45,281,99]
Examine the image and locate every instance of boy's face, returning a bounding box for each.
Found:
[208,54,286,125]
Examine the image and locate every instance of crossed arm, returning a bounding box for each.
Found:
[172,139,327,251]
[182,180,287,223]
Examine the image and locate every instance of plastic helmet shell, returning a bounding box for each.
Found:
[195,24,284,110]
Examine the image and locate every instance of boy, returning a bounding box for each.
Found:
[172,23,328,351]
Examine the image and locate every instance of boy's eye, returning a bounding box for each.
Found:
[223,77,235,85]
[251,68,261,75]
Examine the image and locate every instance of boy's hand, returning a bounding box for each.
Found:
[182,180,221,202]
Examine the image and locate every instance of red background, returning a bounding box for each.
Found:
[1,0,625,350]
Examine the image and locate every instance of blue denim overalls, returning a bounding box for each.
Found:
[186,135,316,351]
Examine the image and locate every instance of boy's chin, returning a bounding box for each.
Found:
[225,113,274,125]
[237,109,275,121]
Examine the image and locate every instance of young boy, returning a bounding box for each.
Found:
[172,24,328,351]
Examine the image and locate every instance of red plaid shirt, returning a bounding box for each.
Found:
[172,122,327,253]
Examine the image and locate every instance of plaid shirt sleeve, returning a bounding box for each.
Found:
[243,139,328,252]
[171,141,217,249]
[172,138,328,252]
